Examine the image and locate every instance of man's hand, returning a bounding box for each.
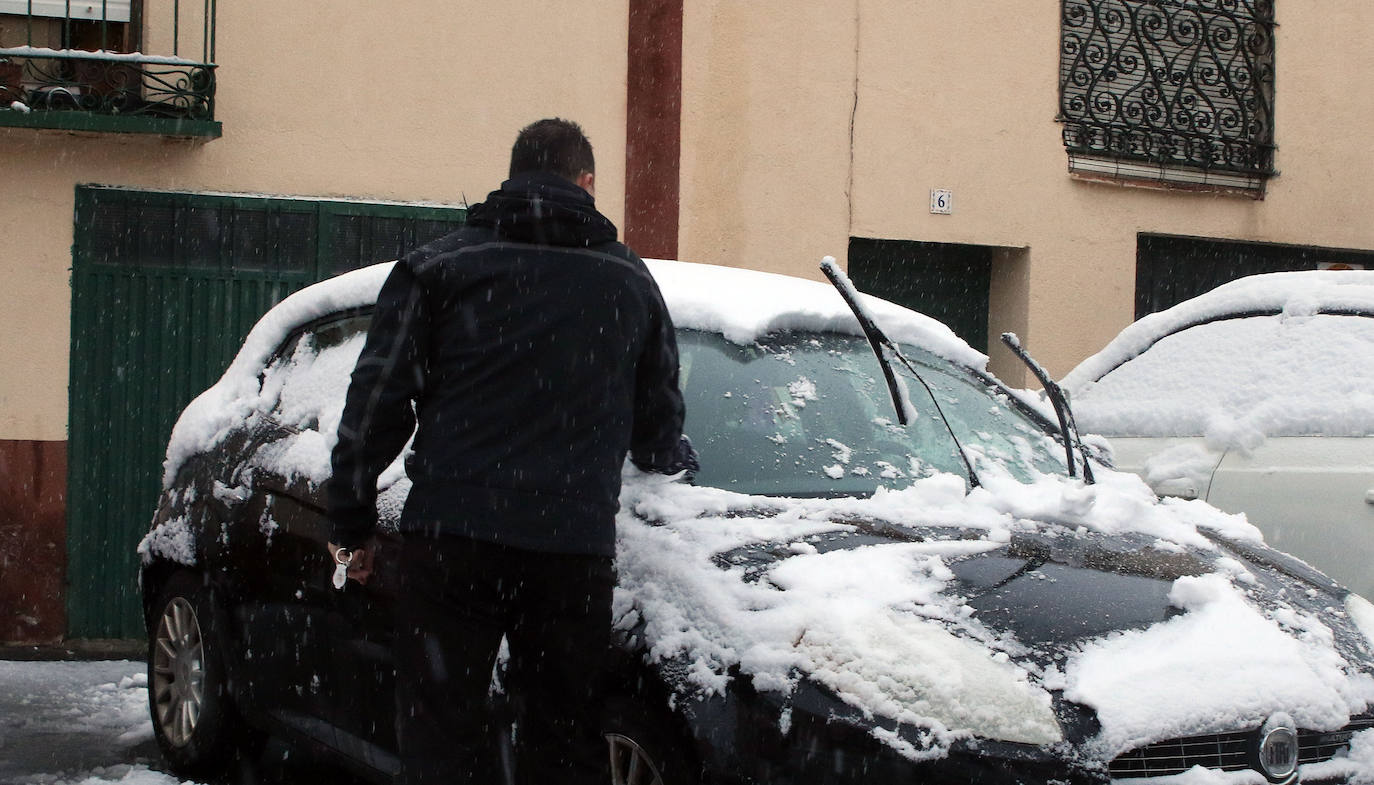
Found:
[631,435,699,481]
[326,541,375,586]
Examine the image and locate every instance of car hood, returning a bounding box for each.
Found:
[614,468,1374,763]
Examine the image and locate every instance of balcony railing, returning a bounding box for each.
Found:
[0,0,219,138]
[1058,0,1276,191]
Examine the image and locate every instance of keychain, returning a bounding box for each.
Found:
[332,547,353,590]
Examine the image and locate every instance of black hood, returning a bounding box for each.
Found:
[712,520,1356,660]
[465,171,619,247]
[950,530,1206,647]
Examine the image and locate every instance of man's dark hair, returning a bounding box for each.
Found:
[509,118,596,181]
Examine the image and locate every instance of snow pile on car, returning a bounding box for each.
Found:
[646,259,986,368]
[1064,571,1374,756]
[615,464,1374,764]
[1063,270,1374,440]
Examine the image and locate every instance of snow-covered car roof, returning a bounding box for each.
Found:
[1062,270,1374,440]
[162,258,986,487]
[1063,270,1374,389]
[645,258,986,367]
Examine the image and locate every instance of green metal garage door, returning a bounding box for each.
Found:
[68,186,464,639]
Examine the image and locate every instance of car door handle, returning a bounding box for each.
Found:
[1366,489,1374,505]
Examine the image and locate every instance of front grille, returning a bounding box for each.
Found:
[1110,731,1252,777]
[1110,718,1374,779]
[1298,718,1374,764]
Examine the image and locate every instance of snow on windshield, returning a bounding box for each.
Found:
[1064,270,1374,440]
[646,259,987,368]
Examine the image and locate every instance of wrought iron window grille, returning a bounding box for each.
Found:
[1058,0,1276,189]
[0,0,218,137]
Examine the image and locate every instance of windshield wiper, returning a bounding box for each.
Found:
[820,257,981,488]
[999,332,1095,484]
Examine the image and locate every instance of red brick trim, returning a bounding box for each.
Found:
[625,0,683,260]
[0,440,67,644]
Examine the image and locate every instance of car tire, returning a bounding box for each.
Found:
[604,696,696,785]
[147,570,257,778]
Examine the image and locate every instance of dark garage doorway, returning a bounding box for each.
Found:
[848,238,992,353]
[1136,234,1374,319]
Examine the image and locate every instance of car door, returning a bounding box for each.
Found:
[231,312,402,769]
[1206,437,1374,600]
[233,462,351,733]
[257,467,401,772]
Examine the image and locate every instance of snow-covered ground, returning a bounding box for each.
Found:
[0,660,192,785]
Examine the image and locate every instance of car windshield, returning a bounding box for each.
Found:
[893,351,1070,484]
[679,329,1066,496]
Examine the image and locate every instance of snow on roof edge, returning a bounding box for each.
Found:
[644,258,988,368]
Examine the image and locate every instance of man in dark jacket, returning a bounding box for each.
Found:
[325,118,694,785]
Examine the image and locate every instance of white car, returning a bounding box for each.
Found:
[1063,270,1374,599]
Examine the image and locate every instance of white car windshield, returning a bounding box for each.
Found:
[679,329,1066,496]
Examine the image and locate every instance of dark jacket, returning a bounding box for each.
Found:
[326,172,685,555]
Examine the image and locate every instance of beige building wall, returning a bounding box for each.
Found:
[679,2,1374,383]
[7,2,1374,438]
[679,3,855,278]
[0,0,630,442]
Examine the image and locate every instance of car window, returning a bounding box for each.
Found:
[1076,313,1374,438]
[261,315,372,433]
[677,330,1064,496]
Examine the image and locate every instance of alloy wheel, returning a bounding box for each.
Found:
[607,732,667,785]
[151,596,206,748]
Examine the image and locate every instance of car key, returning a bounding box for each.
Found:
[332,548,352,590]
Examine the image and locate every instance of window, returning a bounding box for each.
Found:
[265,316,372,436]
[1136,235,1374,318]
[1058,0,1276,191]
[677,330,1065,497]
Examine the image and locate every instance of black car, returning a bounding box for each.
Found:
[141,259,1374,785]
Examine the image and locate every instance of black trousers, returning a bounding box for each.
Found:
[393,535,615,785]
